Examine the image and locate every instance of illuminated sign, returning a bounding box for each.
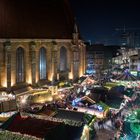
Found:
[130,71,137,77]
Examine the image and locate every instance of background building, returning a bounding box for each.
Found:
[0,0,86,89]
[86,44,120,76]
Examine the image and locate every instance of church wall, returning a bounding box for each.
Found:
[0,42,6,87]
[79,43,86,77]
[0,39,85,88]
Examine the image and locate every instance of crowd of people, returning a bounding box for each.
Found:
[93,87,140,140]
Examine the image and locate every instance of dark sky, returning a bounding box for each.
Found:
[70,0,140,45]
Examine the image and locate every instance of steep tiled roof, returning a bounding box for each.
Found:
[0,0,74,39]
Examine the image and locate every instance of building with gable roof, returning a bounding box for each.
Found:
[0,0,86,89]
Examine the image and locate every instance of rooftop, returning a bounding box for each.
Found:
[2,113,83,140]
[0,0,75,39]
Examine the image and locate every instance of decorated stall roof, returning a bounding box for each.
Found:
[120,109,140,140]
[116,69,137,81]
[1,113,84,140]
[75,75,97,85]
[110,69,140,88]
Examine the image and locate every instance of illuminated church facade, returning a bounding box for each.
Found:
[0,0,86,88]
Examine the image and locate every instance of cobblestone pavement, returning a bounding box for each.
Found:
[93,119,116,140]
[94,129,115,140]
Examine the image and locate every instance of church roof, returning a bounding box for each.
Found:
[0,0,75,39]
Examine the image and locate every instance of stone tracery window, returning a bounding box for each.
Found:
[60,47,67,72]
[73,51,79,61]
[73,51,79,75]
[39,47,47,79]
[16,47,25,83]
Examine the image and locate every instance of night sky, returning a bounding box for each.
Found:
[70,0,140,45]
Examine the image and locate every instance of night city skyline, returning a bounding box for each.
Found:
[70,0,140,45]
[1,1,140,140]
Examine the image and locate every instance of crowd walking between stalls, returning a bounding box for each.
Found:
[94,88,140,140]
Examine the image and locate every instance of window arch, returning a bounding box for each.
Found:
[73,51,79,77]
[16,47,25,83]
[39,47,47,79]
[60,47,67,71]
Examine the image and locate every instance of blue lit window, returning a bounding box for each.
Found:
[39,47,47,79]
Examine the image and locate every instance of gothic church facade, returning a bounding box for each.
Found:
[0,0,86,88]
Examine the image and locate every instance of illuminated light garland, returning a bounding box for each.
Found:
[0,130,41,140]
[20,112,83,127]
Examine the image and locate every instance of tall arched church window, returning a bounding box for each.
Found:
[73,51,79,74]
[60,47,67,71]
[16,47,25,83]
[73,51,79,61]
[39,47,47,79]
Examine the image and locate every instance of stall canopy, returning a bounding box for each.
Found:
[77,75,97,86]
[115,69,137,81]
